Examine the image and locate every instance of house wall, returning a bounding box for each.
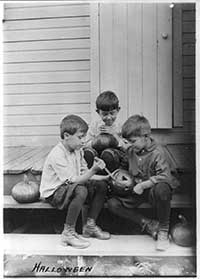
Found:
[3,3,91,146]
[3,3,195,146]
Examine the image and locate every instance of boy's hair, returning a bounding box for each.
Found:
[122,115,151,139]
[60,115,88,139]
[96,91,120,111]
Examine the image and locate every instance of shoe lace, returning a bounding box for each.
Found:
[92,225,102,233]
[69,228,81,238]
[158,230,168,241]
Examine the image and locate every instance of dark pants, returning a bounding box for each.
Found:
[47,184,88,227]
[86,180,108,220]
[107,182,172,230]
[84,146,128,172]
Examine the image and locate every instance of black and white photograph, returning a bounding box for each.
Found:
[2,1,198,277]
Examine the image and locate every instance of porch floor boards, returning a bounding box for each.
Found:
[4,146,51,174]
[3,144,195,174]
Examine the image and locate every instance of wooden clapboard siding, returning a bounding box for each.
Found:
[4,49,89,63]
[3,3,91,146]
[4,71,90,84]
[4,93,90,106]
[4,61,90,73]
[4,39,90,52]
[4,114,90,127]
[4,4,90,20]
[4,27,89,42]
[4,103,90,115]
[4,82,90,94]
[3,17,90,30]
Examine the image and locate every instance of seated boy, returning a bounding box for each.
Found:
[107,115,179,251]
[40,115,110,249]
[84,90,127,172]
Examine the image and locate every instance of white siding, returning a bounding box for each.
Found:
[3,3,91,146]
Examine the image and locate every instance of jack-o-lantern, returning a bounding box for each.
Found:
[110,169,134,196]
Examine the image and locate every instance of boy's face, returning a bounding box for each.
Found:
[63,130,86,152]
[124,135,147,153]
[97,109,120,126]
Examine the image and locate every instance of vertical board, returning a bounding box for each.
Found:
[99,3,127,122]
[157,4,172,128]
[127,4,143,117]
[142,4,157,127]
[173,4,183,127]
[112,4,128,123]
[99,4,113,91]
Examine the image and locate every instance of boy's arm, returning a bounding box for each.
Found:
[72,158,106,184]
[90,174,110,181]
[133,151,171,195]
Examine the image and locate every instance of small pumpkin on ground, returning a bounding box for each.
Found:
[11,174,40,203]
[170,214,194,247]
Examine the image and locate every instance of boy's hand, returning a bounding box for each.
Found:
[99,125,112,134]
[133,180,154,195]
[92,157,106,172]
[133,183,144,195]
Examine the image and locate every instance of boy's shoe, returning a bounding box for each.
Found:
[61,225,90,249]
[100,148,120,172]
[156,230,170,251]
[141,218,159,240]
[84,147,98,169]
[83,224,111,240]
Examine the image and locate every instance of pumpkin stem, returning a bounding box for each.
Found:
[178,214,187,224]
[23,174,29,184]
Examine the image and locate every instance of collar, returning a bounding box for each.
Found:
[137,137,157,155]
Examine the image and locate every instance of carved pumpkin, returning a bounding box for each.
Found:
[110,169,134,196]
[92,133,119,154]
[11,174,40,203]
[170,215,194,247]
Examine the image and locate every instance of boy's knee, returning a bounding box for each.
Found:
[153,182,171,201]
[75,185,88,200]
[95,181,108,194]
[107,198,121,213]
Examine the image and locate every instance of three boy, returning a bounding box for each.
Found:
[40,92,177,251]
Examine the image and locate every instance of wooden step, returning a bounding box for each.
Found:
[4,234,194,257]
[4,193,193,209]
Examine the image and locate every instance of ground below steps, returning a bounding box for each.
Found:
[4,234,196,277]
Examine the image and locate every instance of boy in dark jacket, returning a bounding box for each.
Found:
[107,115,179,251]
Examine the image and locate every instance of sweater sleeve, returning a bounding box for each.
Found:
[149,151,172,185]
